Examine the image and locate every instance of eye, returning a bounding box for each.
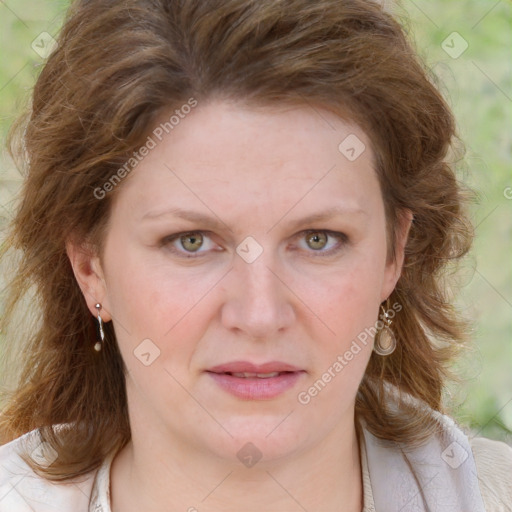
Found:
[161,229,348,259]
[296,230,348,257]
[162,231,219,257]
[179,232,203,252]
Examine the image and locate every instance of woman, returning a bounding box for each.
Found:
[0,0,511,510]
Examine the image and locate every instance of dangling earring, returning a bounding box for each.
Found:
[373,301,397,356]
[94,303,105,352]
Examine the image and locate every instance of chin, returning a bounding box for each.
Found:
[196,415,312,466]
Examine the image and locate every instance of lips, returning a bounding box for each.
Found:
[207,361,303,374]
[206,361,305,400]
[229,371,281,378]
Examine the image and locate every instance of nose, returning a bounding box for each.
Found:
[220,250,296,340]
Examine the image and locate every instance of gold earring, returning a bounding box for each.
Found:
[94,303,105,352]
[373,301,397,356]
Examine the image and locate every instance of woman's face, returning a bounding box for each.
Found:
[75,100,408,464]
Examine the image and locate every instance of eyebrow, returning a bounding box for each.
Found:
[141,205,367,232]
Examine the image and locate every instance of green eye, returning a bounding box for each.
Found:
[162,229,348,259]
[162,230,214,258]
[179,232,204,252]
[305,232,328,250]
[297,230,349,258]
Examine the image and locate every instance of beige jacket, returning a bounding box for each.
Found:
[0,420,511,511]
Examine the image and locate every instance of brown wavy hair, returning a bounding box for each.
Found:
[0,0,472,480]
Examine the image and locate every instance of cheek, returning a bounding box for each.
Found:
[103,238,220,364]
[297,261,383,408]
[314,250,387,345]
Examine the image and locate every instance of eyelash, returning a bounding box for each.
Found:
[161,230,349,259]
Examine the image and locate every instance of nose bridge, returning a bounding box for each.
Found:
[221,247,294,337]
[241,255,278,304]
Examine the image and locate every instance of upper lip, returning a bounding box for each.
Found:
[207,361,303,374]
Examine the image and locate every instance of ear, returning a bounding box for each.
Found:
[66,239,112,322]
[380,208,413,302]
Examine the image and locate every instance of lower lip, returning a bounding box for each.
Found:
[207,371,305,400]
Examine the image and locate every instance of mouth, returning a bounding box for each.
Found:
[207,361,303,374]
[206,361,306,400]
[221,371,287,379]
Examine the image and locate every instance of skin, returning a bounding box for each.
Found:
[67,99,411,512]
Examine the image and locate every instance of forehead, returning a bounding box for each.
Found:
[110,100,380,227]
[149,99,370,168]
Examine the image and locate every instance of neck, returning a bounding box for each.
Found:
[110,418,363,512]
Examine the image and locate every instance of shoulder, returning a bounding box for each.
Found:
[470,435,512,510]
[0,429,96,512]
[362,387,511,511]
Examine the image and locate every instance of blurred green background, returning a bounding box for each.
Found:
[0,1,511,443]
